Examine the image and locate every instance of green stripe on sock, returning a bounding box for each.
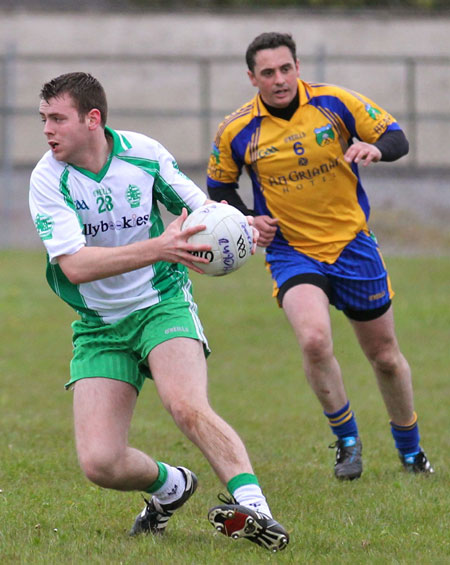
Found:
[227,473,259,495]
[145,461,168,494]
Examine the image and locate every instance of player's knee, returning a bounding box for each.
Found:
[369,346,403,376]
[78,449,122,488]
[168,398,207,435]
[301,328,333,364]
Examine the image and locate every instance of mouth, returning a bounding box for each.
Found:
[48,141,59,151]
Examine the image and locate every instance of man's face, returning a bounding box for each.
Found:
[248,46,299,108]
[39,93,91,165]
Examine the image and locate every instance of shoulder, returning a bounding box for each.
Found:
[305,81,375,108]
[212,97,265,152]
[30,152,67,189]
[115,129,161,151]
[114,129,173,162]
[215,97,258,139]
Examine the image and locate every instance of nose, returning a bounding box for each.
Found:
[274,70,285,85]
[43,119,53,136]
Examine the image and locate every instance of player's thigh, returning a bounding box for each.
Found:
[282,283,333,347]
[349,305,399,359]
[73,377,137,455]
[149,337,209,411]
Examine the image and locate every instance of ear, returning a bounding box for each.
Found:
[86,108,102,130]
[247,69,258,88]
[295,58,300,76]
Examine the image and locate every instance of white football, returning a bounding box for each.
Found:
[182,203,253,276]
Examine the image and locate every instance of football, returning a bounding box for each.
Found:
[182,203,253,276]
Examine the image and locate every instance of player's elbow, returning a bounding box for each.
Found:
[57,254,87,285]
[61,265,85,285]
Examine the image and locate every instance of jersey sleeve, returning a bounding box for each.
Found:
[338,87,401,144]
[206,121,242,190]
[152,142,208,215]
[29,159,86,264]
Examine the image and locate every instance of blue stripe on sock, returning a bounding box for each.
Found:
[390,422,420,455]
[325,402,359,439]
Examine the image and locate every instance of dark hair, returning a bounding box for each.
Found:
[246,32,297,72]
[40,72,108,127]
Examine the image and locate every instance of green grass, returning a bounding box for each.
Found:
[0,250,449,564]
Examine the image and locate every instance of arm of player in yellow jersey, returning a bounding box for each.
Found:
[344,141,382,167]
[253,215,279,248]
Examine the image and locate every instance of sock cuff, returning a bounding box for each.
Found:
[145,461,168,494]
[324,401,352,425]
[390,412,418,431]
[324,400,350,419]
[227,473,259,495]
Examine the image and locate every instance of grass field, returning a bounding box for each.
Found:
[0,250,449,564]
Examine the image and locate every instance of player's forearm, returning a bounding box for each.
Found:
[57,239,164,284]
[374,129,409,162]
[207,185,255,216]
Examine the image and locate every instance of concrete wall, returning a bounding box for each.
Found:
[1,10,450,167]
[2,11,449,58]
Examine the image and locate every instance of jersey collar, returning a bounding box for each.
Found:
[254,79,310,117]
[105,125,132,155]
[70,126,132,181]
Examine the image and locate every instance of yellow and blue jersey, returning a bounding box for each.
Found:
[207,79,401,264]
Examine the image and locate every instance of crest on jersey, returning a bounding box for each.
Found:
[365,104,382,120]
[212,144,221,164]
[35,213,54,240]
[126,185,141,208]
[314,123,335,146]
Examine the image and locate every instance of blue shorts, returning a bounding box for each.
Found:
[266,231,394,321]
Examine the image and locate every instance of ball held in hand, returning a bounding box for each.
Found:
[182,203,253,276]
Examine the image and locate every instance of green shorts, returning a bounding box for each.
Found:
[67,295,210,393]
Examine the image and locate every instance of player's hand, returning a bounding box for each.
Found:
[157,208,211,274]
[206,198,260,253]
[246,216,260,254]
[253,215,279,247]
[219,200,260,253]
[344,141,382,167]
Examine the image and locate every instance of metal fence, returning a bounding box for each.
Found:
[1,49,450,171]
[1,49,449,249]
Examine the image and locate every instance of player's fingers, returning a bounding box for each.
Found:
[343,148,355,162]
[250,226,259,254]
[177,207,189,224]
[182,260,209,274]
[257,234,275,247]
[181,223,207,238]
[185,242,212,253]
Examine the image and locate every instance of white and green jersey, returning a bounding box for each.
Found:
[29,127,207,324]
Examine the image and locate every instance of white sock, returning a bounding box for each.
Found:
[152,464,186,504]
[232,484,272,518]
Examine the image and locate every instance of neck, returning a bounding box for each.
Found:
[261,90,299,121]
[72,130,112,174]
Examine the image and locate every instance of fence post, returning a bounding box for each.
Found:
[1,42,16,248]
[314,44,327,83]
[199,57,212,166]
[405,57,417,167]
